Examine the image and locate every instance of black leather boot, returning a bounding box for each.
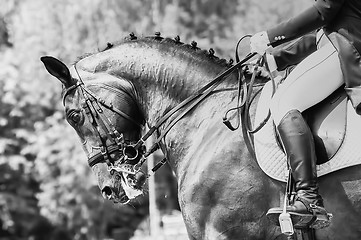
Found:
[267,110,331,229]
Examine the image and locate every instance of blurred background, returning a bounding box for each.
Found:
[0,0,310,239]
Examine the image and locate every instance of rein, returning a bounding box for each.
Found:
[238,58,276,160]
[131,52,258,173]
[222,36,275,160]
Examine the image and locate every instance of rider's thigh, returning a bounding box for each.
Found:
[270,41,343,125]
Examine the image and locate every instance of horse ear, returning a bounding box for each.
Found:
[40,56,76,87]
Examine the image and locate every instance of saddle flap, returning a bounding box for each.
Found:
[303,87,347,163]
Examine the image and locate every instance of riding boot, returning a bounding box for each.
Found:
[267,110,331,229]
[278,110,324,212]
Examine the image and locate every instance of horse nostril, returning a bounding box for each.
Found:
[102,186,113,200]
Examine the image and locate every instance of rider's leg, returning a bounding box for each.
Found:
[270,38,343,214]
[271,41,343,124]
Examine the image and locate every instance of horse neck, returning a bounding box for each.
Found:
[78,39,231,127]
[76,40,240,178]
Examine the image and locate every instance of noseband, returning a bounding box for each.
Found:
[63,65,145,171]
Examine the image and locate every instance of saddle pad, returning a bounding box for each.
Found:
[254,82,361,182]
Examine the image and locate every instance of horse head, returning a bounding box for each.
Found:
[41,56,147,204]
[39,36,236,206]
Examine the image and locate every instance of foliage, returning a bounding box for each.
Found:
[0,0,312,239]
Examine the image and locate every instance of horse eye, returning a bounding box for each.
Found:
[68,110,82,124]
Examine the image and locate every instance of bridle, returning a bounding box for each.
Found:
[63,65,146,173]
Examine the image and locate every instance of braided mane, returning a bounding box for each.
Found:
[76,33,233,68]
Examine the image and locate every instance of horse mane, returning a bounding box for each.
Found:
[74,33,234,69]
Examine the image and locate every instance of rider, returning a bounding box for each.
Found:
[250,0,361,222]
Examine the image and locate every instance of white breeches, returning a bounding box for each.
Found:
[270,35,344,125]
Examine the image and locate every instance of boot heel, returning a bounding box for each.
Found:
[309,213,333,229]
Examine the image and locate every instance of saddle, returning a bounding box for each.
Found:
[253,81,361,182]
[301,86,346,164]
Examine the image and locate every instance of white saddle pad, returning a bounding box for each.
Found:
[254,81,361,182]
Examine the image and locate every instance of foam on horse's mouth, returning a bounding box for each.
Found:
[120,172,143,200]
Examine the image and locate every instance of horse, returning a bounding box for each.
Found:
[41,34,361,240]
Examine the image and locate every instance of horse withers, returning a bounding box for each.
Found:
[41,35,361,240]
